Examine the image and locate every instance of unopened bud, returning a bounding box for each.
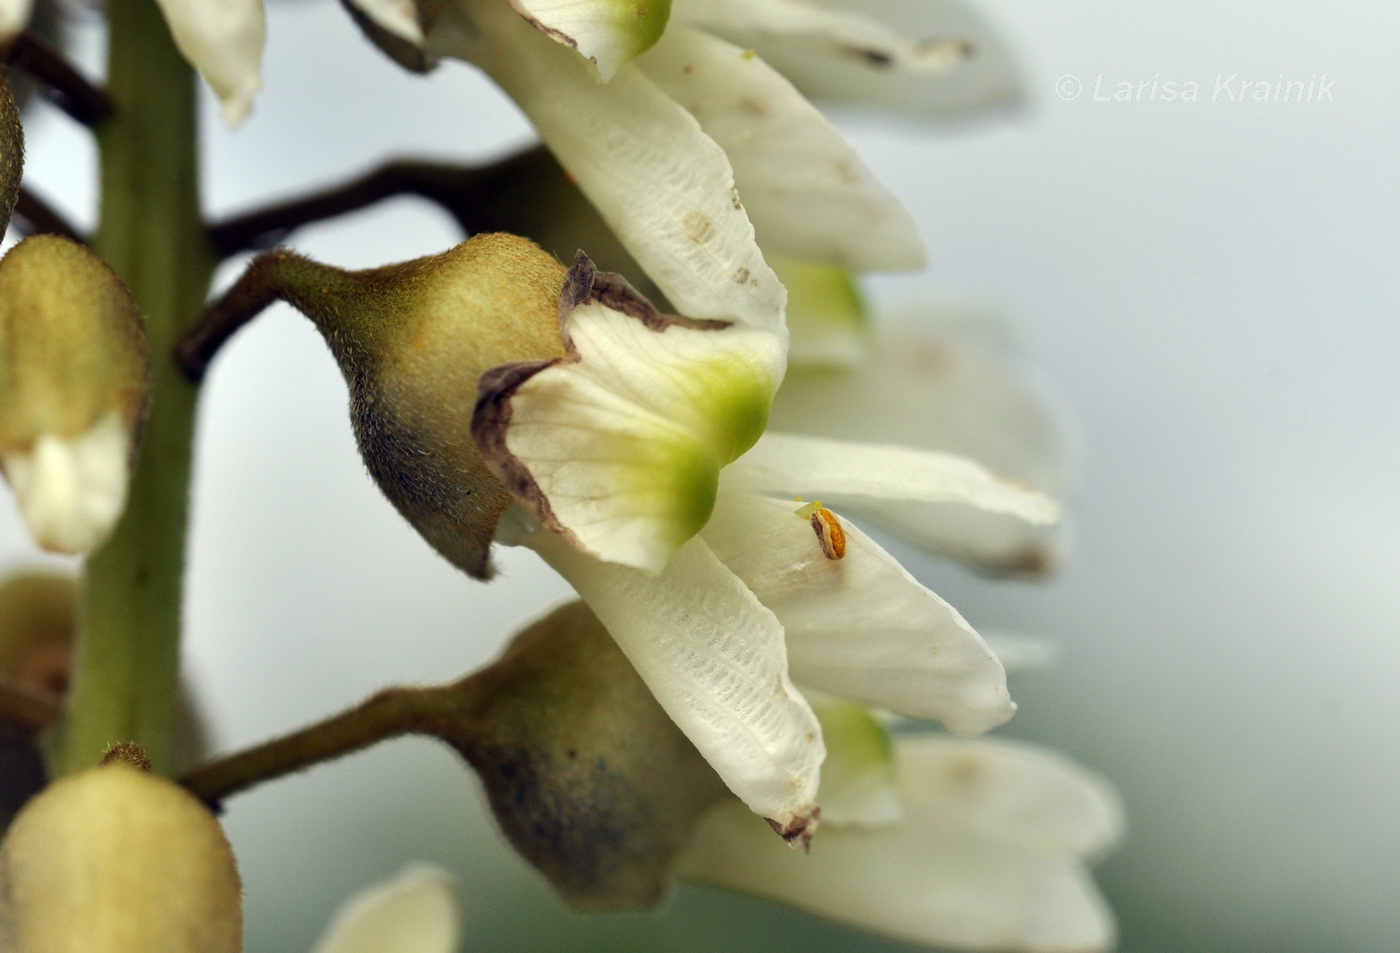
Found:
[0,236,149,554]
[449,600,728,908]
[197,233,567,577]
[0,763,241,953]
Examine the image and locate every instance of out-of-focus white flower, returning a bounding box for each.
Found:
[310,865,460,953]
[348,0,932,335]
[0,0,264,125]
[674,0,1023,118]
[773,257,1075,575]
[678,708,1123,953]
[475,254,1057,840]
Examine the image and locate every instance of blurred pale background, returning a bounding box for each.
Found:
[8,1,1399,951]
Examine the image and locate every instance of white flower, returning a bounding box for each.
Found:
[772,255,1075,575]
[310,865,460,953]
[678,709,1123,953]
[348,0,939,335]
[0,0,265,125]
[474,254,1057,839]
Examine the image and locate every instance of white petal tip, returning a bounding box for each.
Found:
[3,416,131,555]
[311,864,460,953]
[219,91,255,128]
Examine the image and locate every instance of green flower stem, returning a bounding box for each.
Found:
[54,0,215,775]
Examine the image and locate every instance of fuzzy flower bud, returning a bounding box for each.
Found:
[0,761,242,953]
[189,233,568,577]
[0,236,149,555]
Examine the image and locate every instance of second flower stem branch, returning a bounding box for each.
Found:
[5,31,113,126]
[180,680,476,806]
[206,145,560,257]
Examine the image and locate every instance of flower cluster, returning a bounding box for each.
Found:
[0,0,1120,949]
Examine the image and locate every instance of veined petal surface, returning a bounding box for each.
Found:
[521,523,824,837]
[723,431,1059,526]
[638,26,923,269]
[678,736,1122,953]
[437,0,785,331]
[703,492,1015,736]
[154,0,265,125]
[673,0,1021,117]
[310,865,459,953]
[476,258,784,573]
[508,0,671,80]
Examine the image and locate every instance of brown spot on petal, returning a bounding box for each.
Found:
[682,210,714,245]
[739,95,769,117]
[947,753,986,786]
[767,807,820,853]
[730,189,743,211]
[842,45,893,68]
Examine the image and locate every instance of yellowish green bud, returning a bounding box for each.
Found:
[0,236,149,554]
[451,600,727,909]
[0,763,242,953]
[198,233,568,577]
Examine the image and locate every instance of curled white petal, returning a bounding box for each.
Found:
[638,26,923,269]
[678,736,1122,953]
[433,0,785,331]
[673,0,1021,117]
[723,431,1059,525]
[2,413,130,555]
[310,865,459,953]
[476,264,785,574]
[507,0,671,80]
[0,0,32,41]
[521,524,824,834]
[154,0,265,126]
[703,492,1015,736]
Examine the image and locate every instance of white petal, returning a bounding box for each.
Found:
[343,0,424,46]
[154,0,265,126]
[310,865,459,953]
[521,523,823,835]
[703,492,1015,736]
[507,0,670,80]
[0,0,32,41]
[771,254,869,368]
[437,1,785,332]
[809,696,901,826]
[770,311,1073,572]
[678,736,1122,953]
[476,262,785,573]
[2,413,130,555]
[637,27,923,270]
[724,431,1059,526]
[673,0,1021,118]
